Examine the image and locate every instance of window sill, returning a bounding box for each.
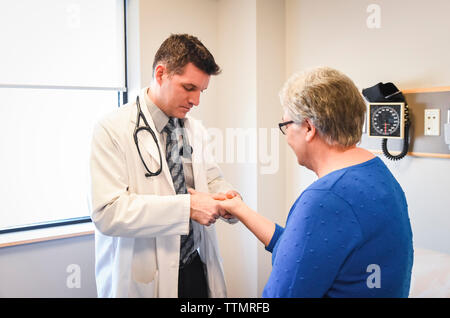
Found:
[0,222,94,248]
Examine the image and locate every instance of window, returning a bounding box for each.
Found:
[0,0,127,233]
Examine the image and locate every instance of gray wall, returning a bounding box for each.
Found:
[0,235,96,297]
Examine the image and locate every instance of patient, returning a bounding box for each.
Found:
[215,67,414,297]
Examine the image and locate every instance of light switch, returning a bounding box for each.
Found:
[424,109,440,136]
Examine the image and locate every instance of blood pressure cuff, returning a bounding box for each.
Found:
[362,82,406,103]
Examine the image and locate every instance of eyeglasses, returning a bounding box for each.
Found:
[278,120,294,135]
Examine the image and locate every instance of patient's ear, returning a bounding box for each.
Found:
[304,118,316,142]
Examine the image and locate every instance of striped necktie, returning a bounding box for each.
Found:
[163,117,195,267]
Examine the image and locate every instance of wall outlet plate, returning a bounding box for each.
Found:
[424,109,440,136]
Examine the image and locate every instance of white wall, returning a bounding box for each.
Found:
[255,0,287,296]
[285,0,450,254]
[138,0,219,128]
[213,0,259,298]
[285,0,450,90]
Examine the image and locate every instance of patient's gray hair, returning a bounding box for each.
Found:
[280,67,366,147]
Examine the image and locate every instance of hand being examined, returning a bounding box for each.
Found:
[188,188,241,224]
[212,190,242,219]
[211,190,244,220]
[189,188,273,247]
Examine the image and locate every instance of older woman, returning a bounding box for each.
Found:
[216,67,413,297]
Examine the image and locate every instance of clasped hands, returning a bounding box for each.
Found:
[188,188,243,226]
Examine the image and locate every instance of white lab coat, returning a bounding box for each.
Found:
[89,88,229,298]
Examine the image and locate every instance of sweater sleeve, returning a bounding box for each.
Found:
[262,190,363,298]
[265,224,285,253]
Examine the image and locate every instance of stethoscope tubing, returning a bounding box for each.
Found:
[134,96,193,178]
[134,96,163,177]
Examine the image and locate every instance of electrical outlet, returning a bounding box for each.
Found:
[424,109,440,136]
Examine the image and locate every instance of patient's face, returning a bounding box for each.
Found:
[283,112,307,166]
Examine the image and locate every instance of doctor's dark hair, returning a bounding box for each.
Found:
[152,34,221,77]
[280,67,366,147]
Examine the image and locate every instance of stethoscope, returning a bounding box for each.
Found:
[134,96,192,178]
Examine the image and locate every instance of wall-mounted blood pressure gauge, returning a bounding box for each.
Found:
[368,102,405,139]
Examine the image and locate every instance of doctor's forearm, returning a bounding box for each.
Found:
[234,206,275,247]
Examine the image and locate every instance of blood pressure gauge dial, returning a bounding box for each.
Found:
[368,102,405,139]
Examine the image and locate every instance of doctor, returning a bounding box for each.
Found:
[89,34,239,298]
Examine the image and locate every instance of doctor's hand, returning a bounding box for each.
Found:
[188,188,223,226]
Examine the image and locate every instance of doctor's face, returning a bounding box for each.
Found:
[157,63,210,118]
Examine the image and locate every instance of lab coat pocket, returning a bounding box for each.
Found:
[129,238,159,297]
[129,270,159,298]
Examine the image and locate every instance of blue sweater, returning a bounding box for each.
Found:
[263,157,413,298]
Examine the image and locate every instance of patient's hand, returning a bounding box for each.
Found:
[212,190,240,200]
[214,192,245,219]
[212,190,241,219]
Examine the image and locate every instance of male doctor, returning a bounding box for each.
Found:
[89,34,239,298]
